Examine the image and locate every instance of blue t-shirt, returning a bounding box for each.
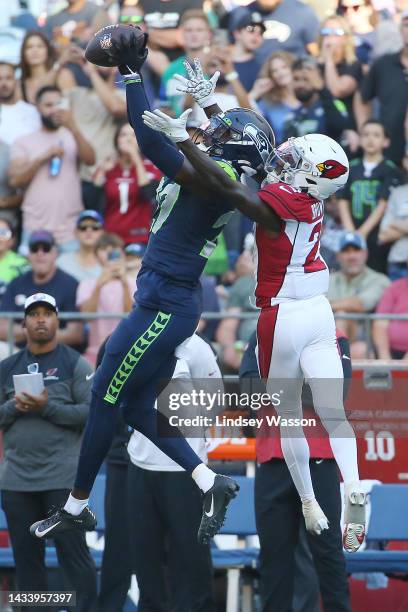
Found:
[258,100,298,144]
[245,0,319,62]
[1,268,78,326]
[234,58,262,92]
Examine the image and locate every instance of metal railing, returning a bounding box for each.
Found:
[2,311,408,358]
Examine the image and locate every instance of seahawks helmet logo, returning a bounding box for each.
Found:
[100,34,113,50]
[243,123,273,162]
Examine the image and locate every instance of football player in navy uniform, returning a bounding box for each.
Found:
[31,28,276,545]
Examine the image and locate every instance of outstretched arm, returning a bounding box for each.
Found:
[177,138,281,232]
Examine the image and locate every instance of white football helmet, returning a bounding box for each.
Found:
[265,134,349,199]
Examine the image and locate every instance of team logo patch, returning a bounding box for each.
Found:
[100,34,113,50]
[316,160,347,179]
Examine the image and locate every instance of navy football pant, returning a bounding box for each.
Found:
[74,305,202,493]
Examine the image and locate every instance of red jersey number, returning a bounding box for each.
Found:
[304,221,326,273]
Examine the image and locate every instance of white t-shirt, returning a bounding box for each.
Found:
[0,101,40,146]
[127,334,222,472]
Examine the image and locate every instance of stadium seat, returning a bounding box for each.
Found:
[345,484,408,574]
[212,476,259,612]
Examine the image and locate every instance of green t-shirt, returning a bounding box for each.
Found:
[0,251,29,286]
[161,56,188,116]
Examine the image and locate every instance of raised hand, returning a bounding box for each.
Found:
[174,58,219,109]
[142,109,192,143]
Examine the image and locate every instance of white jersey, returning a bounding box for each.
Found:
[255,182,329,307]
[127,334,221,472]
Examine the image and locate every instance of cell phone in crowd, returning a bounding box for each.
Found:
[107,249,122,262]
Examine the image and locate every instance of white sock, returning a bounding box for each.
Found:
[192,463,216,493]
[64,493,89,516]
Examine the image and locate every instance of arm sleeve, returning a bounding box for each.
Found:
[125,79,184,179]
[41,358,91,428]
[320,88,352,135]
[360,61,377,102]
[375,284,395,314]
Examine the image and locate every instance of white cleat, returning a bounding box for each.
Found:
[302,498,329,535]
[343,483,366,553]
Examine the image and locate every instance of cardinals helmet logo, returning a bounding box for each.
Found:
[316,160,347,179]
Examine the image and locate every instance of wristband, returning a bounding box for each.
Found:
[225,71,239,83]
[122,72,142,85]
[200,94,218,109]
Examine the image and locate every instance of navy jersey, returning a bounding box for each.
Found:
[137,161,237,315]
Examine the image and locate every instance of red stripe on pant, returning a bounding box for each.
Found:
[257,305,279,379]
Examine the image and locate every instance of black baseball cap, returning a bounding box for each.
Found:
[28,230,55,249]
[233,11,266,33]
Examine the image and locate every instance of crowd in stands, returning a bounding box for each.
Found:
[0,0,407,370]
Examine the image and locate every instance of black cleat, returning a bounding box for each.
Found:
[30,506,97,538]
[198,475,239,544]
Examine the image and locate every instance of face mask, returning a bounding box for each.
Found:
[41,115,58,130]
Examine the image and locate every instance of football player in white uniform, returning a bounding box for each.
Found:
[143,90,366,552]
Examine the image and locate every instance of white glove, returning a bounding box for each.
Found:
[174,58,220,109]
[142,108,192,143]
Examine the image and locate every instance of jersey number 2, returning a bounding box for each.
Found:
[304,221,326,273]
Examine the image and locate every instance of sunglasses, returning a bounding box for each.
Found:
[320,27,345,36]
[29,243,52,253]
[78,224,102,232]
[0,228,12,239]
[119,15,144,24]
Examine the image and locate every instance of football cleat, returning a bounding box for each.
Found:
[30,506,97,538]
[198,475,239,544]
[302,498,329,535]
[343,483,366,552]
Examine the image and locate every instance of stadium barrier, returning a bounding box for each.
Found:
[2,311,408,358]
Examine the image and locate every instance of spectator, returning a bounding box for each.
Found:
[0,230,84,349]
[231,11,265,92]
[327,231,390,358]
[239,0,320,62]
[373,272,408,359]
[94,122,161,245]
[186,45,253,124]
[338,120,401,273]
[216,250,257,372]
[9,85,95,252]
[118,3,169,103]
[318,14,362,126]
[283,57,351,142]
[0,62,40,146]
[338,0,377,67]
[320,196,345,271]
[127,333,216,612]
[355,10,408,165]
[0,292,97,611]
[57,210,103,282]
[161,10,212,116]
[250,50,299,144]
[19,30,72,104]
[76,233,134,365]
[60,60,127,211]
[0,138,22,227]
[0,217,28,302]
[240,330,352,612]
[45,0,110,46]
[378,154,408,280]
[138,0,204,60]
[124,242,145,286]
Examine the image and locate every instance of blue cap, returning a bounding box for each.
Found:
[76,210,104,227]
[28,230,55,248]
[125,243,146,257]
[339,231,367,252]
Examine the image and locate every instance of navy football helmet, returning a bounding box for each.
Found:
[198,108,275,177]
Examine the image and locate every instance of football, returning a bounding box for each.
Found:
[84,24,146,68]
